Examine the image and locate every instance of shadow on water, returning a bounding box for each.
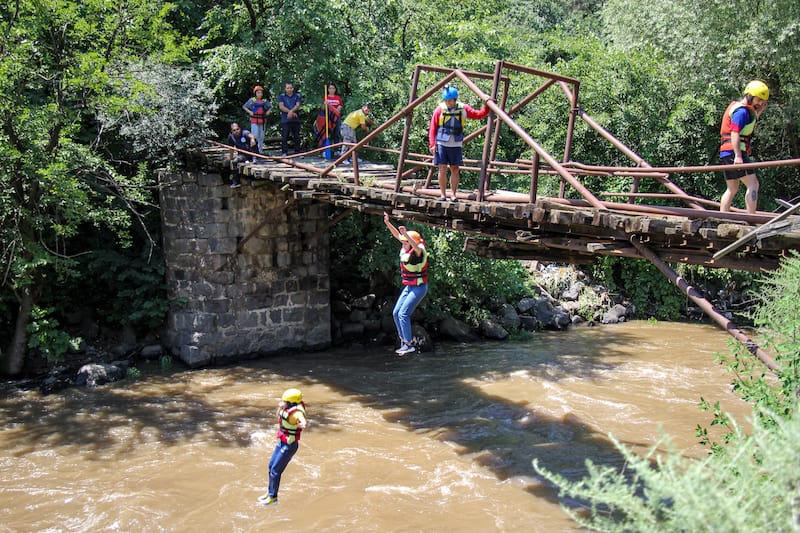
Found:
[0,327,643,501]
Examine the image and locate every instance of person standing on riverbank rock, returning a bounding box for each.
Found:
[383,212,429,355]
[258,388,307,506]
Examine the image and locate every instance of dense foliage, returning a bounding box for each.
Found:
[534,252,800,531]
[2,0,799,375]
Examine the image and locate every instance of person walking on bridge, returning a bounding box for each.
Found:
[719,80,770,214]
[384,212,429,355]
[429,85,489,202]
[258,388,308,506]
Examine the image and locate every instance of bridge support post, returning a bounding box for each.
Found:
[158,170,331,367]
[630,236,779,372]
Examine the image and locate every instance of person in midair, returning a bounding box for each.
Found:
[384,212,429,355]
[258,388,308,506]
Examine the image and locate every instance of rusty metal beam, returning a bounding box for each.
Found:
[453,69,607,211]
[630,236,780,372]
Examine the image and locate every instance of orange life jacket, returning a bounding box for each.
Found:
[720,100,757,155]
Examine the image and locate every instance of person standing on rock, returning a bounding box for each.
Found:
[258,388,308,506]
[383,212,429,355]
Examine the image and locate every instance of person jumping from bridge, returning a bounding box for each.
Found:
[719,80,770,214]
[384,212,429,355]
[258,388,308,507]
[429,85,489,202]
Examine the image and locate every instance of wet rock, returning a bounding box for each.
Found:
[479,318,509,340]
[39,375,74,395]
[602,304,629,324]
[410,324,434,352]
[517,297,537,314]
[140,345,163,360]
[497,304,521,330]
[519,316,538,331]
[351,294,376,310]
[439,316,479,342]
[75,361,129,388]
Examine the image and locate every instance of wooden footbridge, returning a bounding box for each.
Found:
[203,61,800,371]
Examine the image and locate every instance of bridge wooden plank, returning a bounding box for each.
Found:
[197,148,800,271]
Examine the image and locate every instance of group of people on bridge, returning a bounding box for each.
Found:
[225,78,773,215]
[225,82,376,187]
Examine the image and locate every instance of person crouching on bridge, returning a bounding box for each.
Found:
[258,388,308,506]
[429,85,489,202]
[226,122,257,188]
[384,212,429,355]
[719,80,770,214]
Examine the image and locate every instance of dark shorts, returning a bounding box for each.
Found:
[721,153,754,181]
[433,145,463,166]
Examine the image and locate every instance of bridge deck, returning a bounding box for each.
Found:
[200,148,800,273]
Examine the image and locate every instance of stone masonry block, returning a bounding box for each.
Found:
[198,173,222,187]
[208,237,238,254]
[179,345,210,368]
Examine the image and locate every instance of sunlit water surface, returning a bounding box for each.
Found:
[0,322,751,532]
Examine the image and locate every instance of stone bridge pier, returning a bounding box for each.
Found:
[158,171,331,367]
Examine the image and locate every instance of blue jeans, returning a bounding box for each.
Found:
[250,123,265,154]
[268,440,299,498]
[392,284,428,343]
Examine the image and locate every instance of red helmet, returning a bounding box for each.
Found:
[253,85,264,94]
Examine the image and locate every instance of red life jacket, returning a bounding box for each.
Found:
[720,100,757,155]
[400,244,428,286]
[276,402,306,444]
[250,99,270,125]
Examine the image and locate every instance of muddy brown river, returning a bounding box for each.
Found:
[0,321,752,532]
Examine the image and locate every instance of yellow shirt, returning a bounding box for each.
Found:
[344,109,369,129]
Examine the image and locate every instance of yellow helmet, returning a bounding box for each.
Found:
[281,388,302,403]
[744,80,769,101]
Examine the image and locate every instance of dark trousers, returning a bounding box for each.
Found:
[281,122,301,154]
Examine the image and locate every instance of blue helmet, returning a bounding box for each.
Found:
[442,86,458,100]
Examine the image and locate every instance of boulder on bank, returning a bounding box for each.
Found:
[439,316,480,342]
[602,304,629,324]
[410,324,434,352]
[479,318,509,340]
[76,361,129,388]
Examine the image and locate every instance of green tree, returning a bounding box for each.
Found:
[601,0,800,205]
[0,0,202,375]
